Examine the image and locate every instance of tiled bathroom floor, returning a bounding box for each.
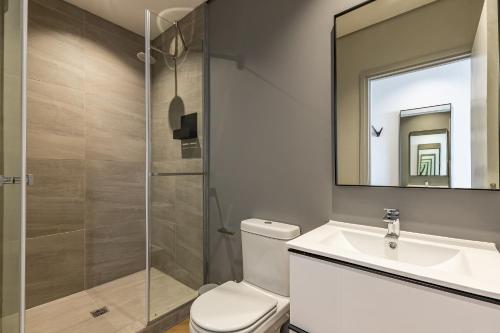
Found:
[165,319,190,333]
[26,268,198,333]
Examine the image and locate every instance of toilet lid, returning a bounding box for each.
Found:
[191,281,278,332]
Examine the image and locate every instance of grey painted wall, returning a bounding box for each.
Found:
[208,0,500,283]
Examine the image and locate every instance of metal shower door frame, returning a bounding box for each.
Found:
[144,8,152,325]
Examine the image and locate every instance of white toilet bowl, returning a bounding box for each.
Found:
[189,281,289,333]
[189,219,300,333]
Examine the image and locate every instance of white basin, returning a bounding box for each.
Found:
[287,221,500,301]
[321,229,463,268]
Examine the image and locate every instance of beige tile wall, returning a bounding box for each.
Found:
[150,6,204,290]
[26,0,145,308]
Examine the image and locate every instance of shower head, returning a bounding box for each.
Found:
[136,51,156,64]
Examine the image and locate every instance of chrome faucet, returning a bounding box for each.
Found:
[383,208,400,249]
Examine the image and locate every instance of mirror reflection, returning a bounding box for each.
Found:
[335,0,499,189]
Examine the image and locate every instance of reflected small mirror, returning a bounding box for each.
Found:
[400,105,451,187]
[334,0,500,190]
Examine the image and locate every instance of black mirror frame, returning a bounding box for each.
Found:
[332,0,500,191]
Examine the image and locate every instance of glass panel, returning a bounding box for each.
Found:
[146,6,206,322]
[24,1,145,330]
[1,0,25,332]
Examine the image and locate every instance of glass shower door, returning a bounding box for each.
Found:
[145,6,206,322]
[1,0,27,332]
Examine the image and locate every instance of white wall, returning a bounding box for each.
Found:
[471,0,499,189]
[370,59,472,188]
[471,1,489,188]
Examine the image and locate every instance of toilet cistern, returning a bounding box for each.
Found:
[383,208,400,249]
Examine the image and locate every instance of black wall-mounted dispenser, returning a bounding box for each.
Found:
[173,113,198,140]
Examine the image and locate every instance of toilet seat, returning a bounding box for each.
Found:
[190,281,278,333]
[190,310,276,333]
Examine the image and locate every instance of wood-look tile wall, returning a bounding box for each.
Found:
[26,0,145,308]
[150,6,204,290]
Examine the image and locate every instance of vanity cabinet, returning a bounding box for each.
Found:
[289,251,500,333]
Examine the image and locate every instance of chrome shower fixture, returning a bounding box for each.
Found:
[136,51,156,64]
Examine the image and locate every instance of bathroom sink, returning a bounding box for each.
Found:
[320,229,467,272]
[287,221,500,301]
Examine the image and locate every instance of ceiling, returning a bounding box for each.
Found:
[64,0,206,36]
[336,0,437,38]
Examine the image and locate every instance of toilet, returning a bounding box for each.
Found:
[189,218,300,333]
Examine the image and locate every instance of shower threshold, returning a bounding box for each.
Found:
[25,268,198,333]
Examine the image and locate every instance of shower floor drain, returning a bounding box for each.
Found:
[90,307,109,318]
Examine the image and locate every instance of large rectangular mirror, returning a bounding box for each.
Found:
[334,0,500,189]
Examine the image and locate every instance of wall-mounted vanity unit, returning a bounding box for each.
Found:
[287,221,500,333]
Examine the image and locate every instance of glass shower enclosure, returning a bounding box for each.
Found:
[1,2,208,331]
[1,0,26,332]
[145,6,208,322]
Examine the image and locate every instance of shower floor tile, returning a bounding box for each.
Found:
[26,268,197,333]
[149,270,198,321]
